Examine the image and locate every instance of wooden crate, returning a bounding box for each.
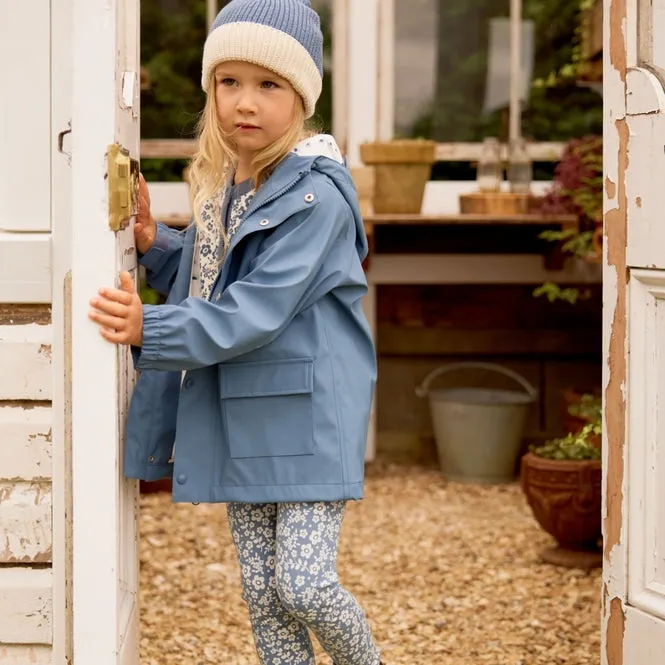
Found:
[459,192,530,215]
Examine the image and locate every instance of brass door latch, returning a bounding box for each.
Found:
[107,143,139,231]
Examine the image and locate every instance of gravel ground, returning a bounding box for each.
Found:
[139,461,602,665]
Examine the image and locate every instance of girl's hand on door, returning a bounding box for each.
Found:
[135,173,157,254]
[89,271,144,346]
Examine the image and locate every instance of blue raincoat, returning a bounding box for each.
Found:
[124,138,376,503]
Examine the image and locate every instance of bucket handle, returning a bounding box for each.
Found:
[415,362,538,400]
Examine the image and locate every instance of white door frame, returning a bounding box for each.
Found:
[603,0,665,661]
[70,0,141,663]
[51,0,73,661]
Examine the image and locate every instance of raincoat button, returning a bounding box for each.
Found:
[148,456,155,463]
[304,193,314,203]
[176,474,187,485]
[184,378,193,389]
[259,219,270,226]
[215,293,221,302]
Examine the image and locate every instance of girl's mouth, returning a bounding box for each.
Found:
[238,124,260,131]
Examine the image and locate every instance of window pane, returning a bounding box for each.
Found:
[394,0,602,142]
[395,0,510,141]
[141,0,332,141]
[522,0,602,141]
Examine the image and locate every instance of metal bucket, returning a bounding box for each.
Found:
[416,362,538,484]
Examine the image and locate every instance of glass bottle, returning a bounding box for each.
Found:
[476,137,502,192]
[508,138,533,194]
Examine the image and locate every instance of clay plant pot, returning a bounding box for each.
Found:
[520,452,602,568]
[359,140,436,214]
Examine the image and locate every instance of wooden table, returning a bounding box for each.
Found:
[363,212,578,237]
[359,212,587,461]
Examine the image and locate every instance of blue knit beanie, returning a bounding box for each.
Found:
[201,0,324,118]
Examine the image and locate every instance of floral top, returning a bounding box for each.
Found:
[190,135,344,302]
[193,177,255,301]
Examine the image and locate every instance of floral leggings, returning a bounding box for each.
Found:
[226,501,381,665]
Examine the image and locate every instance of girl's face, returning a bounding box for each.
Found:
[214,60,300,164]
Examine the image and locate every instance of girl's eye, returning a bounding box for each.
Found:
[261,81,278,89]
[218,77,236,86]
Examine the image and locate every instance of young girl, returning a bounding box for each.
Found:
[88,1,383,663]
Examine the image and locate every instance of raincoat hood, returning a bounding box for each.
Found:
[286,133,368,261]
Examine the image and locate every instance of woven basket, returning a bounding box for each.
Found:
[359,140,436,214]
[459,192,530,215]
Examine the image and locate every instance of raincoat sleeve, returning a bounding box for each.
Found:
[138,222,187,295]
[134,200,350,371]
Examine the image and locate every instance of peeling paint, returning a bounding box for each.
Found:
[37,344,52,360]
[603,0,629,663]
[605,118,628,555]
[609,0,627,80]
[0,400,51,410]
[607,597,626,665]
[606,176,617,199]
[0,482,52,563]
[0,304,51,326]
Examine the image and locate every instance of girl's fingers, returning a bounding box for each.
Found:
[99,327,128,344]
[138,174,150,204]
[119,271,136,293]
[97,287,133,305]
[89,298,127,317]
[89,311,126,330]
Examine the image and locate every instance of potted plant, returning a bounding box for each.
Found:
[359,138,436,214]
[521,421,602,569]
[563,390,601,444]
[533,134,603,304]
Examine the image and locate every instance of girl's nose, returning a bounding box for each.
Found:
[236,89,258,114]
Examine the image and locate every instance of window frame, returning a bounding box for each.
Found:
[335,0,564,168]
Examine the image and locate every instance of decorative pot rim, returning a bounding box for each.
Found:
[521,451,601,471]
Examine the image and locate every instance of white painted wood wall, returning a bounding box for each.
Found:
[0,323,54,664]
[0,0,64,662]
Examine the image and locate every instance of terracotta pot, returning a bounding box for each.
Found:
[520,452,601,550]
[359,140,436,214]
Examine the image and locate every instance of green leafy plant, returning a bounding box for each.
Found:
[539,228,596,259]
[568,393,602,421]
[530,422,602,461]
[532,0,599,88]
[532,281,591,304]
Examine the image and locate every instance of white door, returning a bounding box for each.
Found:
[70,1,141,663]
[603,0,665,661]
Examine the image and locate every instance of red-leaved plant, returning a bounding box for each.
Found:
[534,135,602,303]
[542,135,602,227]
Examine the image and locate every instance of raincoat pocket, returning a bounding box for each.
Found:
[219,358,315,459]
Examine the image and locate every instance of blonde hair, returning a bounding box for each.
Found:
[188,79,311,250]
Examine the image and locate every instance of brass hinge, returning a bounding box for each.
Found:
[107,143,139,231]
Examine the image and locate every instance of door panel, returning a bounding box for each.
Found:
[627,270,665,621]
[70,0,140,663]
[605,0,665,661]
